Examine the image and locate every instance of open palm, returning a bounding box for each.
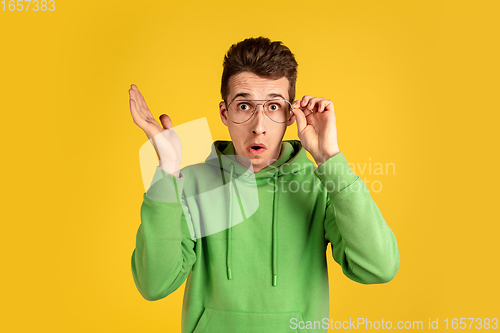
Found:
[129,84,182,176]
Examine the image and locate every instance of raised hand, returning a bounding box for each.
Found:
[290,95,340,166]
[129,84,182,177]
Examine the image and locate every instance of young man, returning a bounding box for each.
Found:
[129,37,400,333]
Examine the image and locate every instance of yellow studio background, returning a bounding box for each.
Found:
[1,0,498,332]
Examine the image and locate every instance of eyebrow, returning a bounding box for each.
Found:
[230,92,286,102]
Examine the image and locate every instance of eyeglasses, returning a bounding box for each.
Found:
[225,99,293,124]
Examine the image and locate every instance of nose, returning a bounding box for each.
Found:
[251,104,267,135]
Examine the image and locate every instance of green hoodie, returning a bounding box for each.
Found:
[131,140,400,333]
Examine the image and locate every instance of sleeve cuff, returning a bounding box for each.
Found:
[314,151,359,196]
[146,166,185,203]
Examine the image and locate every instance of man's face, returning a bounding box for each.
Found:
[219,71,295,173]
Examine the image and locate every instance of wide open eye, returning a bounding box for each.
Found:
[267,100,286,112]
[268,103,280,111]
[236,102,253,111]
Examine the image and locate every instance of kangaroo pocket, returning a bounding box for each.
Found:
[192,307,310,333]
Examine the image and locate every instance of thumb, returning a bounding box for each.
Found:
[159,114,173,129]
[291,106,307,133]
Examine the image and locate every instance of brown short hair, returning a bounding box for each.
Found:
[221,36,298,104]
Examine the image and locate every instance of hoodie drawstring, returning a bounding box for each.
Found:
[227,162,234,280]
[272,172,279,286]
[225,162,279,287]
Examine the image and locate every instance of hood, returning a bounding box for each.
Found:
[205,140,314,286]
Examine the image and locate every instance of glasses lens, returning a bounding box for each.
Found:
[227,99,291,123]
[228,100,256,123]
[265,99,290,123]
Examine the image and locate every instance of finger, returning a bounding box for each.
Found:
[130,88,155,122]
[130,84,140,102]
[137,89,150,111]
[129,88,140,110]
[291,106,307,133]
[306,97,324,111]
[130,98,146,126]
[303,108,313,117]
[129,94,138,115]
[131,85,147,111]
[317,99,328,112]
[130,98,149,122]
[159,114,173,129]
[293,99,313,116]
[318,99,334,112]
[300,95,314,108]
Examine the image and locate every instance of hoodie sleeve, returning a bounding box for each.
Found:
[131,166,197,301]
[314,152,400,284]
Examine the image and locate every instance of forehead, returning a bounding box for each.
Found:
[228,72,289,100]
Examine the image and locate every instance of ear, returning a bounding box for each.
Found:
[286,110,296,127]
[219,101,229,127]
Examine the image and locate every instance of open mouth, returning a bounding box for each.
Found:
[247,143,267,155]
[249,143,266,149]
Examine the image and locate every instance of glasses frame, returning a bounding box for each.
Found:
[224,98,293,124]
